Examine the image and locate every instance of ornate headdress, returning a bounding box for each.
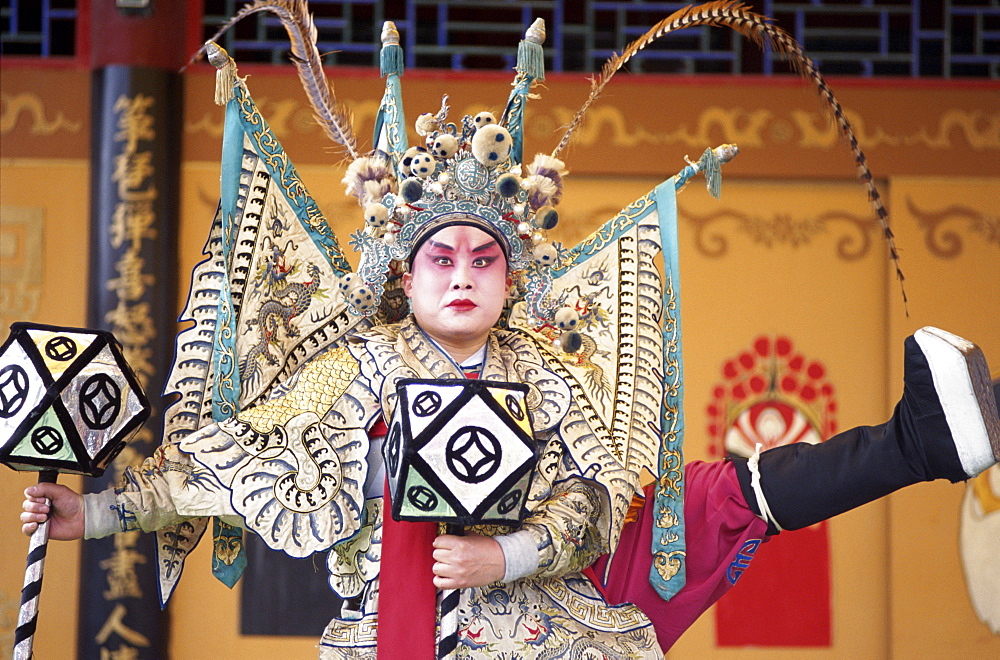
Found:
[338,19,573,326]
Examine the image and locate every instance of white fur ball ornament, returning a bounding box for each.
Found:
[338,272,359,294]
[532,242,558,267]
[364,203,389,228]
[473,111,496,129]
[554,307,580,331]
[431,134,459,159]
[471,124,512,168]
[410,152,436,178]
[415,113,438,136]
[399,146,428,176]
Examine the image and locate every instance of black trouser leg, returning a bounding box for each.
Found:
[731,397,967,534]
[732,328,998,534]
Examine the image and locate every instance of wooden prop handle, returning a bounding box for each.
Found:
[13,469,58,660]
[438,522,465,658]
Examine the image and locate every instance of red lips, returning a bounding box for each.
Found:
[447,299,477,311]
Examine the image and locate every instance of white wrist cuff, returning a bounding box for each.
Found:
[83,490,122,539]
[494,530,539,583]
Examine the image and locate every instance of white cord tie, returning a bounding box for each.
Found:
[748,443,785,533]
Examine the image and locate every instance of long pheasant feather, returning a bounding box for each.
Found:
[553,1,906,309]
[195,0,359,160]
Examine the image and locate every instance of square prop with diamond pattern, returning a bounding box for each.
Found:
[0,323,150,476]
[385,379,536,526]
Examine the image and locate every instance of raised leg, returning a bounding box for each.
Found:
[733,327,1000,533]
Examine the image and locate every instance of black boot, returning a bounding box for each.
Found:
[732,326,1000,533]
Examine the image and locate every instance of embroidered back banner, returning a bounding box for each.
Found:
[510,179,686,597]
[155,74,370,630]
[386,378,536,525]
[80,64,177,660]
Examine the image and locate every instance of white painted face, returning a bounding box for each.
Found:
[402,224,510,359]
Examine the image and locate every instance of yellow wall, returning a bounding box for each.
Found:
[0,159,89,657]
[1,64,998,658]
[886,178,1000,658]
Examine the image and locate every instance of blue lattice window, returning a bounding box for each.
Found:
[199,0,998,78]
[1,0,79,57]
[2,1,998,77]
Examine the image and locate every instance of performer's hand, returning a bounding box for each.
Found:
[432,532,505,589]
[21,483,85,540]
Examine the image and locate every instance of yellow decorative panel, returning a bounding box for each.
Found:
[0,206,44,330]
[179,70,998,179]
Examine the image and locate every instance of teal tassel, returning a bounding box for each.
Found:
[380,43,403,78]
[211,516,247,588]
[517,38,545,81]
[699,147,722,199]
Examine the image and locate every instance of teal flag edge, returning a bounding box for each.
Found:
[650,178,687,600]
[211,97,244,421]
[373,73,407,158]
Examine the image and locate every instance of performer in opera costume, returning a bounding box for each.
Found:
[20,2,1000,658]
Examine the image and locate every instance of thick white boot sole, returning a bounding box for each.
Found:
[914,326,1000,477]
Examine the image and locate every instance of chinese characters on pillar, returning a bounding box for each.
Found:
[108,94,158,404]
[96,92,161,658]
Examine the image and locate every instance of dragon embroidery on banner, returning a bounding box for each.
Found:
[536,287,614,407]
[240,236,328,387]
